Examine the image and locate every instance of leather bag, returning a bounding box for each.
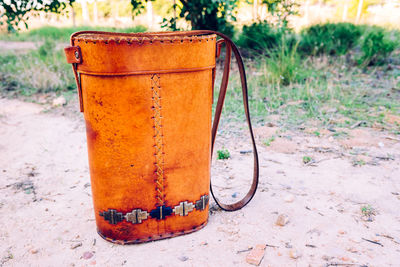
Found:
[64,30,259,244]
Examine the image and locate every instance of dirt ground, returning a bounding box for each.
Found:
[0,41,39,51]
[0,97,399,267]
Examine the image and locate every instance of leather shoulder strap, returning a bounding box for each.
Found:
[196,31,259,211]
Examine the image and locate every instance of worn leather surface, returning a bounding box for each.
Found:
[64,46,82,64]
[69,31,215,243]
[65,30,259,244]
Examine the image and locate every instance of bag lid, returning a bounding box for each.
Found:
[69,31,217,76]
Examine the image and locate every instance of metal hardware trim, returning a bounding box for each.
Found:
[99,194,209,225]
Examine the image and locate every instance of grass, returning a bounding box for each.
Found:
[217,52,400,133]
[0,25,147,42]
[302,156,313,164]
[217,149,231,160]
[0,39,74,96]
[263,136,276,146]
[0,25,147,97]
[352,159,366,167]
[360,204,376,221]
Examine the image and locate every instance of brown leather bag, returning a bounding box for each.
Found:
[64,30,259,244]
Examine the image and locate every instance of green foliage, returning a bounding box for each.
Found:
[302,156,312,164]
[238,21,283,51]
[261,0,299,28]
[263,136,275,146]
[0,39,75,95]
[218,50,400,130]
[353,159,366,166]
[217,149,231,160]
[0,0,75,33]
[162,0,237,36]
[263,40,304,86]
[358,27,397,66]
[361,205,375,216]
[130,0,156,16]
[299,23,362,56]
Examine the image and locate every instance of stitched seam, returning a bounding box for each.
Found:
[76,66,215,76]
[73,35,216,44]
[151,74,165,206]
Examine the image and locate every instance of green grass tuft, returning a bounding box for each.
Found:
[217,149,231,160]
[0,39,75,95]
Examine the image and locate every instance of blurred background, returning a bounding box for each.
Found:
[1,0,400,33]
[0,0,399,132]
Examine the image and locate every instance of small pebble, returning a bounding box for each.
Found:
[246,244,266,266]
[70,242,82,249]
[82,251,94,260]
[322,255,334,261]
[340,256,351,262]
[284,194,294,203]
[347,247,358,253]
[52,96,67,107]
[178,255,189,262]
[289,249,302,259]
[275,214,289,226]
[30,249,39,254]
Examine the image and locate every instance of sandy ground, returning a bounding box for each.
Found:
[0,97,400,267]
[0,41,39,51]
[0,41,68,52]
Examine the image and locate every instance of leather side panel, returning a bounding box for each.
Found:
[82,70,212,241]
[161,70,212,231]
[82,74,159,241]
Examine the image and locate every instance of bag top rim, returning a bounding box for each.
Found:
[71,31,217,44]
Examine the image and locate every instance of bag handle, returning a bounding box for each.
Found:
[202,31,259,211]
[65,30,259,211]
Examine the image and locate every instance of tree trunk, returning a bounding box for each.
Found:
[71,4,76,27]
[113,0,119,27]
[304,0,310,25]
[81,0,89,25]
[173,0,176,21]
[342,0,349,21]
[93,0,98,25]
[253,0,258,21]
[147,0,153,29]
[355,0,363,23]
